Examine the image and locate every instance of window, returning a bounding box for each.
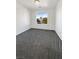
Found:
[36,12,48,24]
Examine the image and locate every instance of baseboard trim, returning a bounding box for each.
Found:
[55,31,62,40]
[30,28,54,31]
[16,28,31,36]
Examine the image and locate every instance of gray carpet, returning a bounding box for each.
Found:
[16,29,62,59]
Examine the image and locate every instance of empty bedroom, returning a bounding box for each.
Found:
[16,0,62,59]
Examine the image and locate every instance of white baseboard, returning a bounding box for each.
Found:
[55,30,62,40]
[16,25,31,35]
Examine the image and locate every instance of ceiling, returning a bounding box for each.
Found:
[16,0,58,10]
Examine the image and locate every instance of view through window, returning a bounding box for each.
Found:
[36,12,48,24]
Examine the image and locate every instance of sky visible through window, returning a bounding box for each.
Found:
[36,12,48,18]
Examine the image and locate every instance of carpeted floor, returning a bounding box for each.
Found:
[16,29,62,59]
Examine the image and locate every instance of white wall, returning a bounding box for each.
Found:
[16,1,30,35]
[55,0,62,39]
[30,8,55,30]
